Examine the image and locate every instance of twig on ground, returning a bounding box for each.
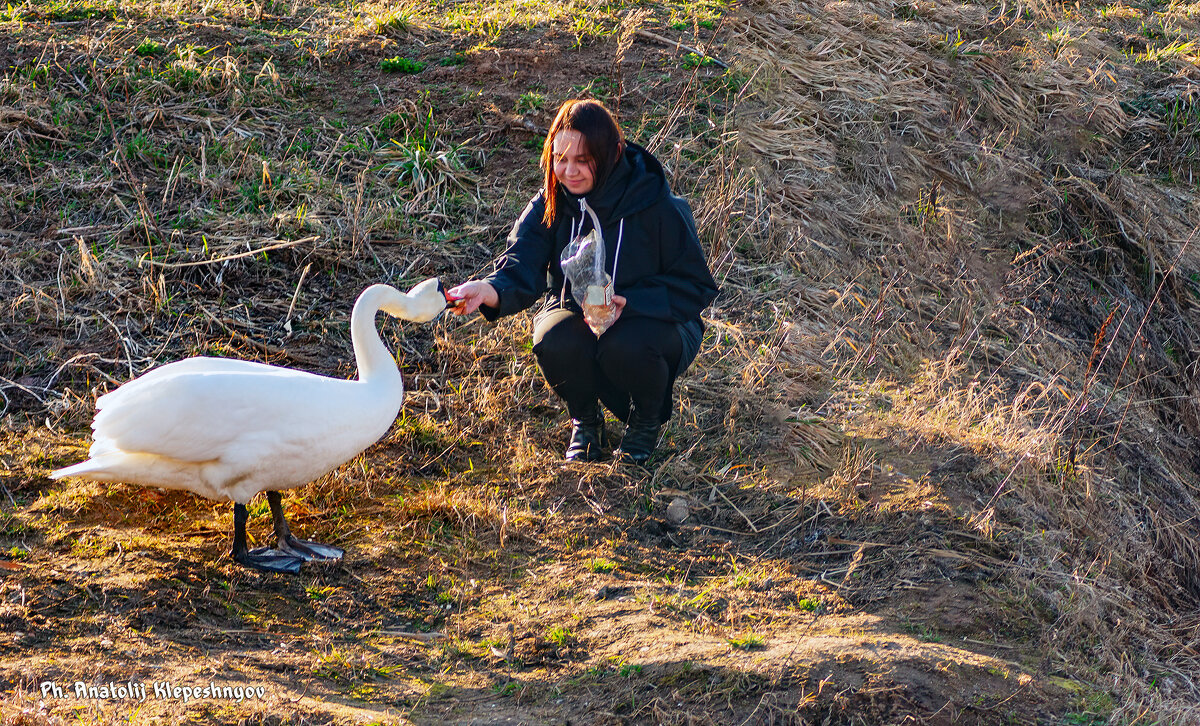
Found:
[139,236,319,269]
[634,29,729,69]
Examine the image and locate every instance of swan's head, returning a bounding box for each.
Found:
[379,278,449,323]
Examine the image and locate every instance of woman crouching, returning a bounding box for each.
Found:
[449,99,718,464]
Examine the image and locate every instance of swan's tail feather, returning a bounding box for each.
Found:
[50,452,176,484]
[49,453,225,500]
[50,457,122,480]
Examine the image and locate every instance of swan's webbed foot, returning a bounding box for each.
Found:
[237,547,304,574]
[279,534,344,562]
[268,491,344,563]
[231,501,305,575]
[229,494,346,574]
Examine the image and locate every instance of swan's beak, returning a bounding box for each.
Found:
[441,281,465,311]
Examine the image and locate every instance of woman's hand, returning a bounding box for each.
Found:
[446,281,499,315]
[611,294,626,320]
[584,294,626,331]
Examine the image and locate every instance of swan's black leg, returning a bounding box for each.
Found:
[268,491,344,562]
[231,502,249,558]
[231,502,303,574]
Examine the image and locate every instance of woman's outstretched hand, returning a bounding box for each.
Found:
[446,281,499,315]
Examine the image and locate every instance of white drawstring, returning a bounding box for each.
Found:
[611,219,624,282]
[578,198,601,234]
[577,198,623,282]
[563,215,578,307]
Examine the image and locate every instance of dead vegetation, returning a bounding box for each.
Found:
[1,0,1199,722]
[727,0,1200,719]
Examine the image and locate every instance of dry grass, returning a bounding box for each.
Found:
[3,0,1200,721]
[723,0,1200,718]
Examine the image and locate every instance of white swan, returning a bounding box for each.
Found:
[51,278,452,574]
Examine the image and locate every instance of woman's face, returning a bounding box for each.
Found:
[552,129,595,196]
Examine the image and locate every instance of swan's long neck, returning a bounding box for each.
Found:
[350,286,402,384]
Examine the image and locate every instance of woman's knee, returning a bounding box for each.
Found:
[597,323,669,373]
[532,311,593,365]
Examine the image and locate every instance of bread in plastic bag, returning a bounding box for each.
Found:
[560,204,617,336]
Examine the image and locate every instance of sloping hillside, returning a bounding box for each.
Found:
[1,0,1199,723]
[728,0,1200,718]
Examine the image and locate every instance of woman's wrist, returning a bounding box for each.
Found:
[477,282,499,308]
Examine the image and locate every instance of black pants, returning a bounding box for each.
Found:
[532,309,683,424]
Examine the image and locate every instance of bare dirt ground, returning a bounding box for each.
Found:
[1,428,1077,724]
[2,0,1200,723]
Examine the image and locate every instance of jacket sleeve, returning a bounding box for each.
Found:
[479,194,554,321]
[619,197,719,323]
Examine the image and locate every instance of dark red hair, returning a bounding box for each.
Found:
[540,99,625,226]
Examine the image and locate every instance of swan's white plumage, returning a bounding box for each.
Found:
[51,280,446,505]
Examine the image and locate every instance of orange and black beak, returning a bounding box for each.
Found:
[439,281,464,311]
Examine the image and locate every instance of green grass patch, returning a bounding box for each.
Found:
[516,90,545,114]
[1120,94,1200,137]
[587,557,618,573]
[380,56,427,73]
[134,39,165,56]
[545,625,573,647]
[1133,40,1196,66]
[373,8,418,34]
[797,597,824,613]
[681,52,717,69]
[6,546,29,560]
[306,585,335,601]
[26,0,114,21]
[619,662,643,677]
[728,633,765,650]
[672,19,716,30]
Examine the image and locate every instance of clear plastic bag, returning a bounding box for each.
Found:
[560,203,617,336]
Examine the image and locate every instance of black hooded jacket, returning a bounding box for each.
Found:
[480,142,719,375]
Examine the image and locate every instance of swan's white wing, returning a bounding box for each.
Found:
[92,369,389,464]
[96,357,303,412]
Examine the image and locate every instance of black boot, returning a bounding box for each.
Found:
[616,407,661,465]
[565,400,605,462]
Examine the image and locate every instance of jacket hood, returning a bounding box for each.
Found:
[561,141,669,221]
